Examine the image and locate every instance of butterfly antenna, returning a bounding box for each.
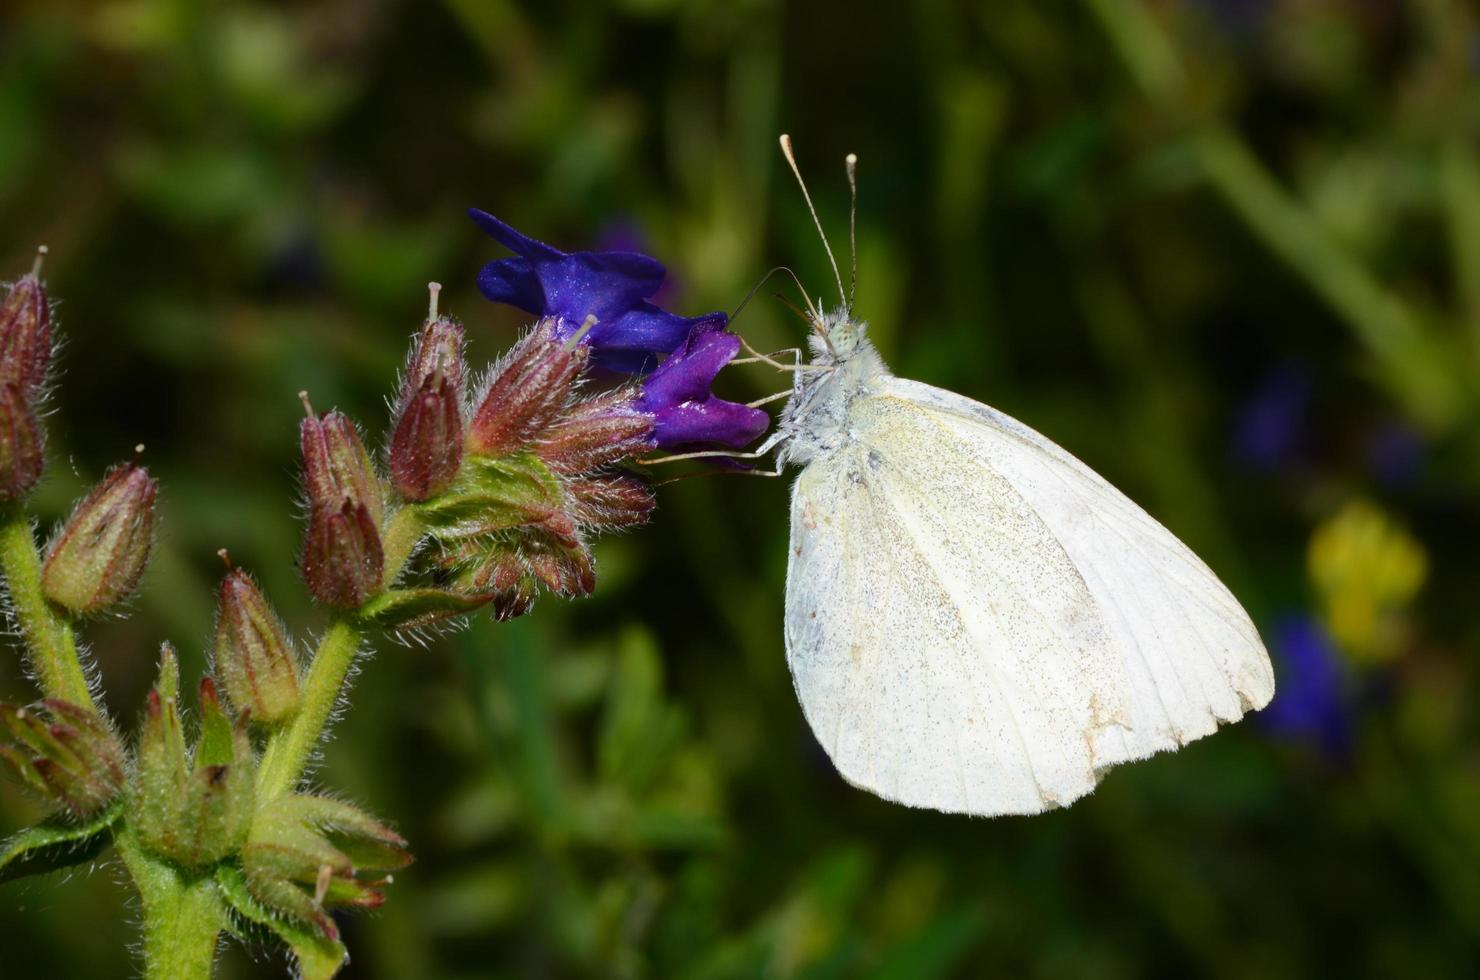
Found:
[845,152,858,314]
[733,265,818,322]
[779,134,846,311]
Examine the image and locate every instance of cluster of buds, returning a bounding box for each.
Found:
[240,793,411,940]
[0,698,126,818]
[131,645,256,867]
[0,248,52,502]
[416,318,657,620]
[297,285,662,625]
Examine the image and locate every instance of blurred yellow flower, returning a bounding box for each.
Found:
[1307,500,1427,664]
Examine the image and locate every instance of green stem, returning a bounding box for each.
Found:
[255,616,362,799]
[0,510,94,710]
[115,829,227,980]
[255,507,425,800]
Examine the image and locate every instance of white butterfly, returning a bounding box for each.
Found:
[753,137,1274,817]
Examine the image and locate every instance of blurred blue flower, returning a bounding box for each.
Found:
[1233,364,1311,472]
[470,209,725,373]
[637,327,770,449]
[1364,420,1425,489]
[1261,614,1351,761]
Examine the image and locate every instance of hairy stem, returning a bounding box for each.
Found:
[255,617,362,799]
[116,828,227,980]
[0,509,94,710]
[256,507,425,799]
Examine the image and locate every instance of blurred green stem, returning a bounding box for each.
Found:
[0,509,94,711]
[116,828,227,980]
[256,507,425,799]
[1084,0,1465,429]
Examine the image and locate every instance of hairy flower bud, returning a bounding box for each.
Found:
[303,500,383,608]
[42,460,156,615]
[300,403,384,528]
[0,247,53,398]
[0,382,43,502]
[405,299,466,396]
[132,646,256,867]
[0,699,125,817]
[565,474,656,531]
[535,389,654,476]
[467,319,586,456]
[214,565,299,726]
[242,793,411,940]
[390,374,463,501]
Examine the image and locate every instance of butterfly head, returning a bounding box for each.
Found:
[813,309,868,360]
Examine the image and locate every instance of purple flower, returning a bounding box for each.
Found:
[470,209,724,373]
[636,327,770,449]
[471,209,771,450]
[1233,364,1311,473]
[1261,614,1350,761]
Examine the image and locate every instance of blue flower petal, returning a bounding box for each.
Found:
[468,209,563,261]
[651,397,769,449]
[637,328,768,448]
[476,258,543,313]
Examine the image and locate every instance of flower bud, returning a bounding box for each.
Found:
[404,299,466,397]
[0,247,53,398]
[300,403,384,528]
[214,565,299,726]
[243,793,411,939]
[303,500,383,608]
[0,382,43,502]
[132,647,256,867]
[535,389,654,476]
[42,460,156,615]
[565,474,656,531]
[389,374,463,501]
[467,319,586,457]
[0,699,125,817]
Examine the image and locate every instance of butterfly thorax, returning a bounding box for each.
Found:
[772,313,891,468]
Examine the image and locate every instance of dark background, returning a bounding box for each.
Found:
[2,0,1478,976]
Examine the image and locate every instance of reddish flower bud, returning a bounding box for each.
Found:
[389,374,463,501]
[42,461,157,615]
[300,403,384,528]
[404,295,466,397]
[214,565,300,726]
[565,474,656,530]
[0,382,43,502]
[303,500,383,608]
[467,319,586,457]
[535,389,655,476]
[0,247,53,398]
[0,699,126,817]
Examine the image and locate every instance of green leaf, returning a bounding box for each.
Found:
[358,587,492,628]
[216,865,347,980]
[0,801,122,883]
[598,626,685,794]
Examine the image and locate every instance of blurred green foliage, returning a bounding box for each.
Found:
[2,0,1479,976]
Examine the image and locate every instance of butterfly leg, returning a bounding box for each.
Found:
[732,337,833,374]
